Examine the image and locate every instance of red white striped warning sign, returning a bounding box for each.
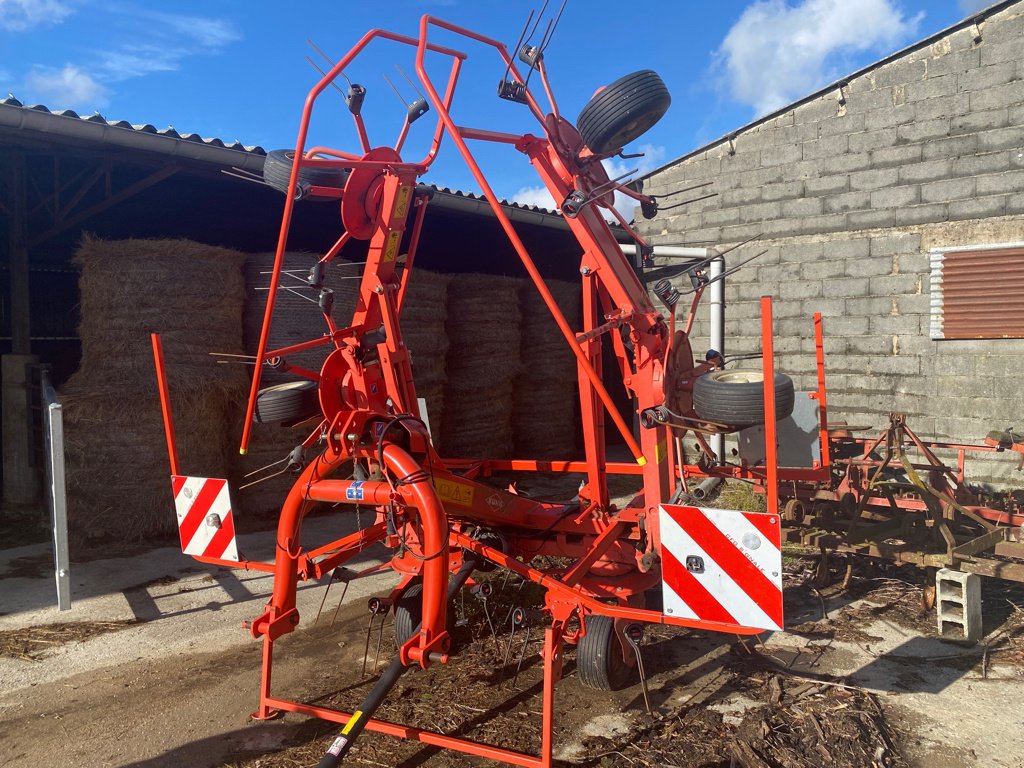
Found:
[659,504,783,632]
[171,476,239,561]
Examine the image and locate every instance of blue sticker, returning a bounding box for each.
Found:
[346,481,365,501]
[370,383,378,395]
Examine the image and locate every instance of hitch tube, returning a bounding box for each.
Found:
[317,557,478,767]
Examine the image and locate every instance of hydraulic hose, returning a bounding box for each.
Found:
[316,556,477,767]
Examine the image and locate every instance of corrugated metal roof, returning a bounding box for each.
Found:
[0,95,265,154]
[0,95,566,220]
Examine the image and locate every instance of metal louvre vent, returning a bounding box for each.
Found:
[930,246,1024,340]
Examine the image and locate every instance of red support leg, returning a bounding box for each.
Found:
[540,625,565,768]
[251,634,282,720]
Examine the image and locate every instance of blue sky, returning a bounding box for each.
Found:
[0,0,994,204]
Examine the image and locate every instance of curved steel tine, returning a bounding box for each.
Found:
[511,624,532,689]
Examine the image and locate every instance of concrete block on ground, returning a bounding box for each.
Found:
[936,568,982,643]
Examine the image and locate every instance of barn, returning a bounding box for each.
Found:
[638,0,1024,484]
[0,100,597,517]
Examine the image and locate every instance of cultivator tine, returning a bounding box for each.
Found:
[316,567,357,627]
[361,597,390,677]
[511,622,532,689]
[221,168,268,186]
[313,569,337,626]
[623,624,651,713]
[500,607,532,688]
[501,577,527,626]
[329,580,351,627]
[471,582,499,654]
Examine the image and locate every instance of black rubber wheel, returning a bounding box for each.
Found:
[692,370,795,429]
[576,70,671,155]
[393,583,456,647]
[262,149,348,201]
[576,614,634,691]
[253,380,321,425]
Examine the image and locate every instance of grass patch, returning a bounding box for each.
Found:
[712,480,767,513]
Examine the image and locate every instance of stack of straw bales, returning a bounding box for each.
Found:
[241,253,360,386]
[513,279,582,458]
[235,253,360,515]
[441,274,523,458]
[234,259,450,513]
[400,268,450,439]
[61,235,247,546]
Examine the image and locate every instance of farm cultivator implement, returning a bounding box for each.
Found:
[150,8,1021,768]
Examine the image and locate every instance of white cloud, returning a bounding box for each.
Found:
[133,10,240,49]
[24,64,109,108]
[98,44,189,81]
[13,5,240,108]
[718,0,923,116]
[0,0,72,31]
[95,10,239,81]
[958,0,991,14]
[511,185,557,209]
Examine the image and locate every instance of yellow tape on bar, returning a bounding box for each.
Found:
[342,710,363,735]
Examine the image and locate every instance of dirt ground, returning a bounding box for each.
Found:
[3,504,1024,768]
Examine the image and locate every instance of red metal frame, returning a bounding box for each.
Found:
[152,16,819,768]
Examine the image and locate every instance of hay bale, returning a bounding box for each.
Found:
[60,372,239,546]
[242,253,361,385]
[513,279,582,458]
[74,234,247,387]
[441,274,523,458]
[65,235,249,548]
[231,264,449,511]
[401,268,450,438]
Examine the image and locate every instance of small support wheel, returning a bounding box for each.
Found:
[393,583,455,647]
[782,499,805,524]
[577,614,635,691]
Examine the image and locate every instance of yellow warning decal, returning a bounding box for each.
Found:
[654,440,668,464]
[393,185,412,219]
[383,230,402,262]
[433,477,475,507]
[342,710,363,735]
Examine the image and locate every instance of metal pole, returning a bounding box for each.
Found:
[41,369,71,611]
[760,297,779,518]
[709,255,725,463]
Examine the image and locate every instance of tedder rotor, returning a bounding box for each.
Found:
[153,11,794,767]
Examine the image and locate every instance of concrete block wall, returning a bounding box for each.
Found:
[640,2,1024,485]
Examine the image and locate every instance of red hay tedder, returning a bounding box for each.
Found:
[150,10,1024,768]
